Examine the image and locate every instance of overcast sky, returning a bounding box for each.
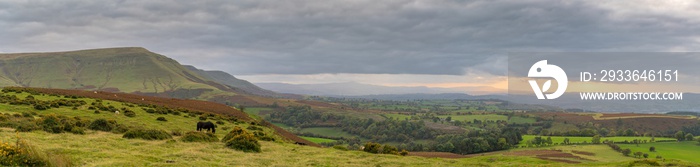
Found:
[2,0,700,90]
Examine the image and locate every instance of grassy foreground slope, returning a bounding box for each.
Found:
[0,88,558,166]
[0,129,568,167]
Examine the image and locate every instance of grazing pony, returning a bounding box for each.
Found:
[196,121,216,133]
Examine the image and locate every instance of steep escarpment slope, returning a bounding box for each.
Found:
[0,47,236,98]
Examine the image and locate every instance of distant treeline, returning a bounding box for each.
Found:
[666,111,700,116]
[267,105,523,154]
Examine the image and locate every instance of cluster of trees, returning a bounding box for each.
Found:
[607,142,656,159]
[268,105,437,143]
[527,117,694,138]
[606,142,634,157]
[666,111,700,116]
[682,124,700,137]
[429,127,522,154]
[340,117,436,142]
[674,131,694,141]
[525,136,553,147]
[268,104,526,153]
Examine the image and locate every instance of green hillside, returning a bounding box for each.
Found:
[0,47,230,98]
[0,88,697,166]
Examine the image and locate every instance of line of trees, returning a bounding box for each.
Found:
[268,105,523,154]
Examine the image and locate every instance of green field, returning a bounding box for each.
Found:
[384,114,510,122]
[619,141,700,163]
[508,116,536,124]
[272,122,292,129]
[438,114,507,122]
[519,135,677,146]
[300,136,337,144]
[299,127,356,138]
[244,107,276,120]
[509,144,636,163]
[384,113,535,124]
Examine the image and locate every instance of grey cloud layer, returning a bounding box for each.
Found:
[1,0,699,75]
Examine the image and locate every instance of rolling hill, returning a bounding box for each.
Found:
[0,47,298,102]
[0,47,213,93]
[184,65,299,98]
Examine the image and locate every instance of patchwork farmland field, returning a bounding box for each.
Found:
[619,141,700,163]
[518,135,677,146]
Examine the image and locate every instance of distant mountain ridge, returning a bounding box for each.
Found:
[256,82,503,96]
[184,65,299,98]
[332,92,700,113]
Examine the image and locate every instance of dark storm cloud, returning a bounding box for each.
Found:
[1,0,699,75]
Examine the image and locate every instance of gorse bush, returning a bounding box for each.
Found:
[111,124,132,134]
[362,142,400,155]
[180,131,219,142]
[38,114,64,134]
[222,127,261,152]
[381,144,398,155]
[14,122,39,132]
[363,142,382,154]
[70,127,86,135]
[33,114,87,134]
[400,149,409,156]
[156,117,167,122]
[122,129,172,140]
[88,119,115,132]
[222,126,247,142]
[123,109,136,117]
[0,138,46,166]
[224,132,261,153]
